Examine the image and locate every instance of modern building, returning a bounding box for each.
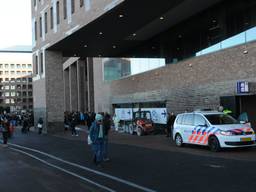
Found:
[32,0,256,132]
[0,52,33,112]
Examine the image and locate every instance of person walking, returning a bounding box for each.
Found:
[89,114,104,166]
[103,113,111,161]
[2,118,9,145]
[166,112,176,138]
[37,117,43,134]
[70,113,78,136]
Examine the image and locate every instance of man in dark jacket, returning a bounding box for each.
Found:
[103,113,111,161]
[167,112,176,138]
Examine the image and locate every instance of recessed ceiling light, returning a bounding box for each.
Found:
[132,33,136,36]
[113,45,116,48]
[99,32,103,35]
[178,34,182,38]
[98,54,102,57]
[74,54,77,56]
[119,14,124,18]
[212,19,217,23]
[84,45,88,48]
[160,16,164,20]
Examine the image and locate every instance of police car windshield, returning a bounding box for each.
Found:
[205,114,239,125]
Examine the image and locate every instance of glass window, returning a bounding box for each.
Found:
[80,0,84,7]
[50,7,53,29]
[22,78,27,82]
[71,0,75,14]
[183,114,194,125]
[16,78,21,82]
[63,0,67,19]
[194,115,207,126]
[5,99,10,104]
[5,85,9,90]
[28,78,32,82]
[11,99,15,104]
[5,92,9,97]
[10,78,15,82]
[5,78,9,82]
[17,64,21,68]
[176,114,184,124]
[39,17,42,37]
[28,92,33,96]
[22,92,27,96]
[22,64,26,68]
[205,114,238,125]
[10,64,15,69]
[11,71,15,75]
[22,85,27,89]
[5,71,9,75]
[28,64,32,68]
[0,71,3,75]
[35,21,37,41]
[57,1,60,24]
[0,64,2,68]
[11,86,15,90]
[5,64,8,68]
[11,92,15,97]
[17,71,21,75]
[44,12,48,34]
[40,52,44,73]
[17,85,21,89]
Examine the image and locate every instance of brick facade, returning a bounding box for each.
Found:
[111,41,256,113]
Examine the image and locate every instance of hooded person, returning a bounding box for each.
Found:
[89,113,104,166]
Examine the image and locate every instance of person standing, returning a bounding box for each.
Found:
[89,114,104,166]
[167,112,176,138]
[2,118,9,145]
[37,117,43,134]
[103,113,111,161]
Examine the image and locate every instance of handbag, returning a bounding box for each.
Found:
[87,135,92,145]
[37,123,43,128]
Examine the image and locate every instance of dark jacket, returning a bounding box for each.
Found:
[89,121,104,143]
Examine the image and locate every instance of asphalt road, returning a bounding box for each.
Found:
[1,129,256,192]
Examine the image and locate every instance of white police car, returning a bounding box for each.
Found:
[173,111,256,151]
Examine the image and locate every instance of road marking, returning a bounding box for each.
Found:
[207,164,224,168]
[9,143,157,192]
[10,147,116,192]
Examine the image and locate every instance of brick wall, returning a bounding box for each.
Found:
[111,41,256,113]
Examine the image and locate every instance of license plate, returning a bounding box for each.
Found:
[241,137,251,142]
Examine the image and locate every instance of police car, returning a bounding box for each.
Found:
[173,111,256,151]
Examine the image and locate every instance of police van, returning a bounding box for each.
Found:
[173,111,256,151]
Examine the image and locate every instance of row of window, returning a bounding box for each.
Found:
[34,0,84,40]
[0,71,32,75]
[0,78,32,83]
[0,85,33,90]
[0,91,33,97]
[3,98,33,104]
[0,64,32,69]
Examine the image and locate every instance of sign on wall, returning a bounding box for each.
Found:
[237,81,249,94]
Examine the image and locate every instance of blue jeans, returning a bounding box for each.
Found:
[92,139,104,164]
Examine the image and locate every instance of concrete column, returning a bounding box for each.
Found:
[44,50,64,133]
[64,68,70,112]
[77,60,85,112]
[87,57,94,112]
[84,59,89,111]
[69,62,78,111]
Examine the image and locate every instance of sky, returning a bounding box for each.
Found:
[0,0,32,49]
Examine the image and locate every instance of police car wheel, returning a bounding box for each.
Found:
[208,136,220,152]
[175,134,183,147]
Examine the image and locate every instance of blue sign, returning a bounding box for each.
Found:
[237,81,249,94]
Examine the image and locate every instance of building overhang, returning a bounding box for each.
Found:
[48,0,222,58]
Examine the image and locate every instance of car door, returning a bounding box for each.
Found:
[191,114,209,145]
[182,114,195,143]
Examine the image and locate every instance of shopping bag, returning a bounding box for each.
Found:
[87,135,92,145]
